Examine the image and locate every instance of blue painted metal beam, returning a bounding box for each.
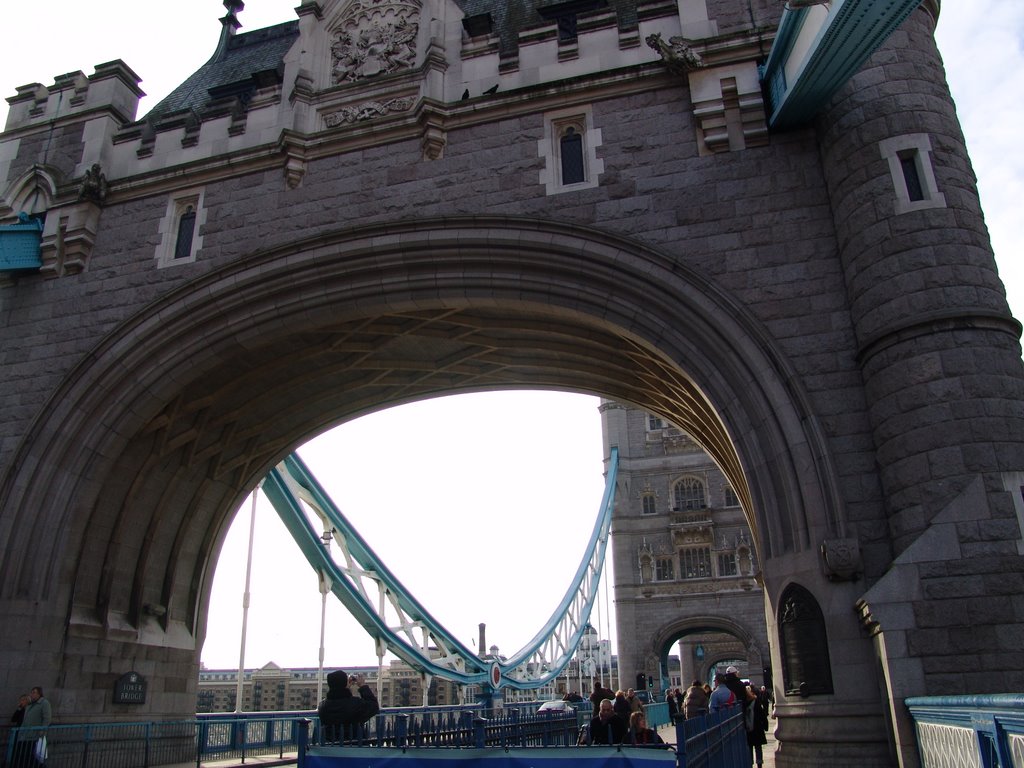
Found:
[761,0,925,129]
[0,213,43,271]
[262,447,618,691]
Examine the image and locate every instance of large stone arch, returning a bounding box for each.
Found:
[0,216,862,734]
[650,615,769,690]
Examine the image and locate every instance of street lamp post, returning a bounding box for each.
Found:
[235,488,259,713]
[317,528,333,702]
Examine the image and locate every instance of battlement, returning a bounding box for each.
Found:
[4,60,144,132]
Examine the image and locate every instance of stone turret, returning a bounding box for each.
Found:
[816,4,1024,765]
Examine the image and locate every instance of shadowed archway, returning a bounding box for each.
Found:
[650,615,769,691]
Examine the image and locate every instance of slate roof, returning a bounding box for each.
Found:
[142,1,640,122]
[144,20,300,122]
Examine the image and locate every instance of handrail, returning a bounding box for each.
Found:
[906,695,1024,768]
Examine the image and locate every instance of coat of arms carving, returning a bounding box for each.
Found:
[331,0,420,83]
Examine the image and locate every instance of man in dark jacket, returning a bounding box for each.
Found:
[586,699,628,745]
[317,670,380,743]
[589,679,614,708]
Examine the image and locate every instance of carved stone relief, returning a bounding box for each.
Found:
[645,33,704,74]
[820,537,862,582]
[331,0,421,84]
[324,97,415,126]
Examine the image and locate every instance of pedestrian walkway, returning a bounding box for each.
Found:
[657,720,778,767]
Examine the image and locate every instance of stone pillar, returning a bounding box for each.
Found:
[816,3,1024,766]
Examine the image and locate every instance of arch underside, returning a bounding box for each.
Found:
[0,217,841,653]
[652,616,767,679]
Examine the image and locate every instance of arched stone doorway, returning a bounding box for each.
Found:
[650,616,769,693]
[0,218,882,759]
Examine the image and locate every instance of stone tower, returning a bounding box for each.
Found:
[601,401,771,693]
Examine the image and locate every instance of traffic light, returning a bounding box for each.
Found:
[636,673,646,690]
[647,675,653,689]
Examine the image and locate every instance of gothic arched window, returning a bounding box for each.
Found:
[673,477,706,511]
[724,485,739,507]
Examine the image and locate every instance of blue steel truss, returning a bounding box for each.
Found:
[261,447,618,691]
[760,0,925,129]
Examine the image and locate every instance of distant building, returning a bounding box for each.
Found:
[198,659,460,713]
[602,402,771,691]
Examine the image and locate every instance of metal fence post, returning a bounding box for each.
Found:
[396,714,408,749]
[473,717,486,748]
[675,717,686,768]
[297,718,311,768]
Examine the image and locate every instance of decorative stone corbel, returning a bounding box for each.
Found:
[645,33,704,74]
[688,68,769,155]
[420,108,446,161]
[280,140,307,189]
[39,200,102,278]
[821,537,862,582]
[855,598,880,636]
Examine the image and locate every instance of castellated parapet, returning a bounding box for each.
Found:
[1,0,770,200]
[3,60,143,133]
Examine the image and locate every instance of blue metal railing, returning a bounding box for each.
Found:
[906,694,1024,768]
[4,721,200,768]
[1,698,737,768]
[645,702,670,730]
[674,708,748,768]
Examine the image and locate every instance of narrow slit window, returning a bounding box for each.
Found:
[879,134,946,215]
[174,206,197,260]
[899,152,924,202]
[560,128,585,184]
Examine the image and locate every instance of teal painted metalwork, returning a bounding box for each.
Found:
[906,695,1024,768]
[674,707,748,768]
[263,447,619,691]
[761,0,925,129]
[0,213,43,271]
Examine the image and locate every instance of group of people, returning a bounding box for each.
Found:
[666,680,715,721]
[663,667,773,766]
[580,680,666,746]
[8,687,52,767]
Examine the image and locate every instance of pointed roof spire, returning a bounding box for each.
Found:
[210,0,245,63]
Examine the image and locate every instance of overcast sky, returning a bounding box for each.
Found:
[1,3,1021,674]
